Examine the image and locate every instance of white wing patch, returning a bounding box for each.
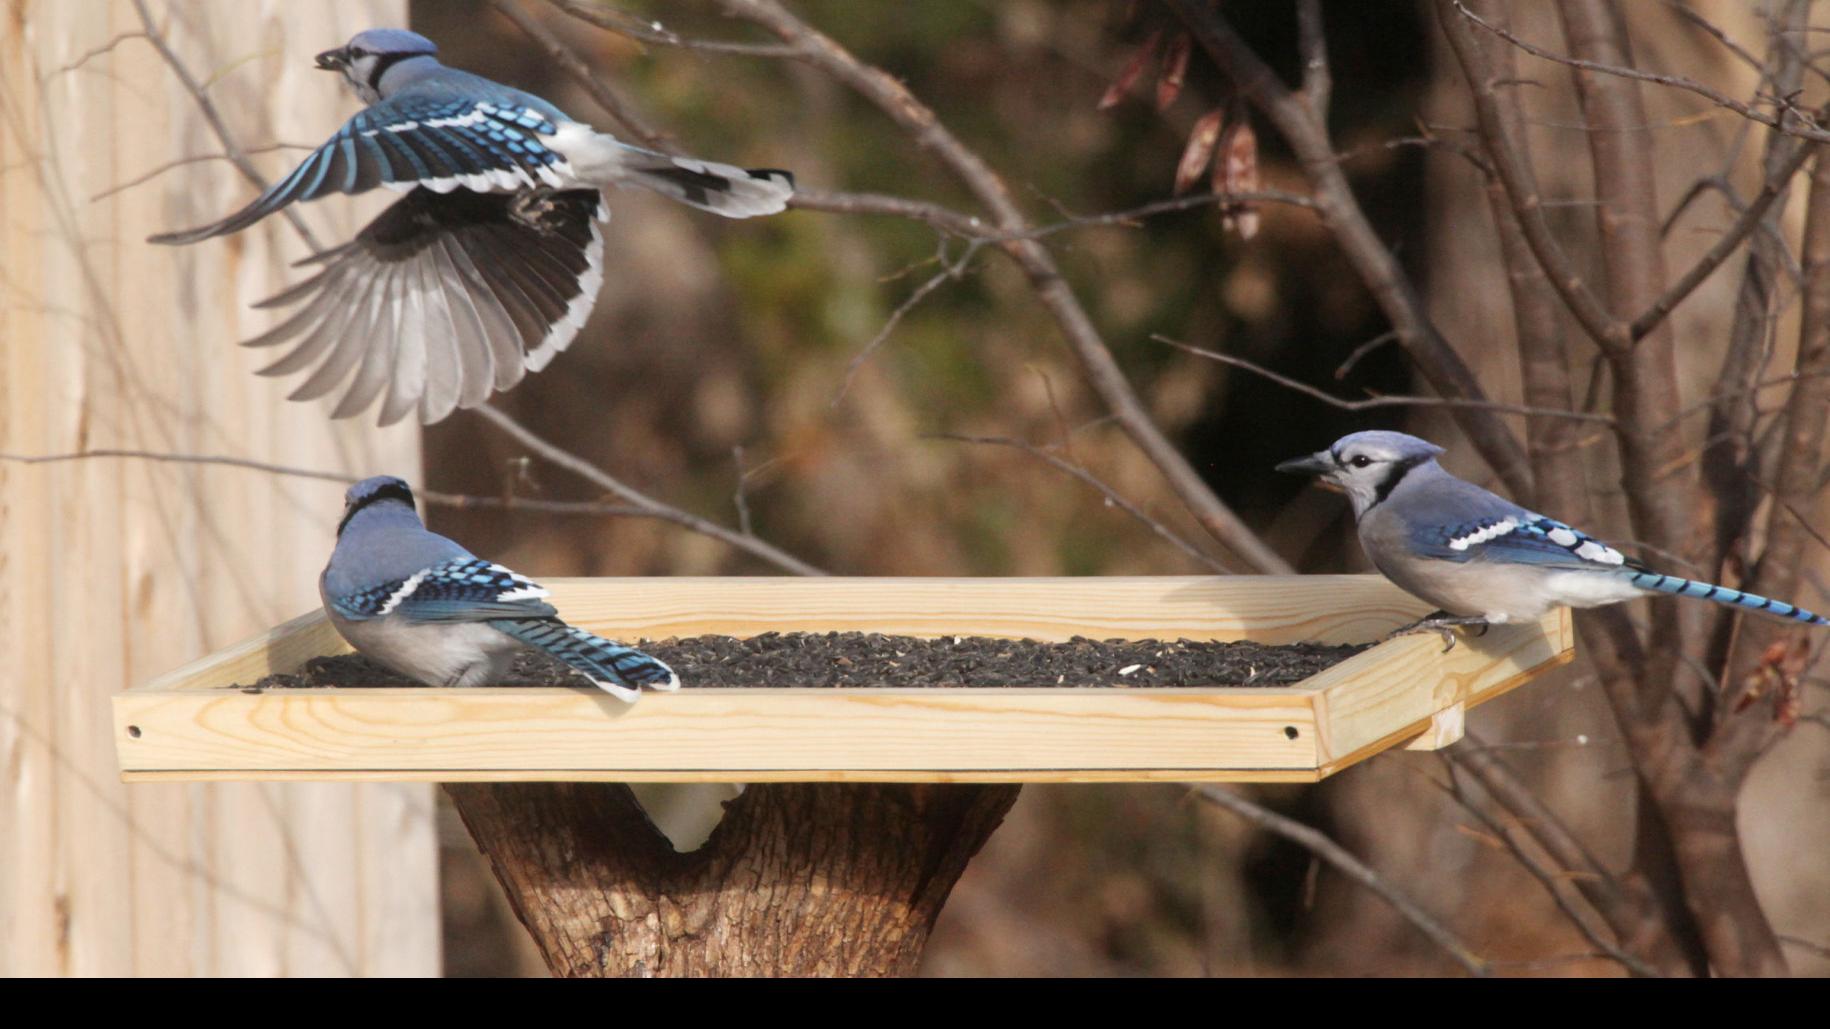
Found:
[376,569,428,616]
[1545,524,1625,565]
[489,563,550,602]
[1448,518,1519,551]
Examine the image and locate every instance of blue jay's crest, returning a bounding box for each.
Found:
[149,31,795,426]
[1280,431,1829,628]
[343,28,438,56]
[1328,431,1445,463]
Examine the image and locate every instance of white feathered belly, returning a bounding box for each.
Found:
[1379,559,1646,623]
[328,613,521,687]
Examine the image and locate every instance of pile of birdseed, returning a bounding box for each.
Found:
[241,631,1367,691]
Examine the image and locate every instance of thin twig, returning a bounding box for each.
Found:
[1630,137,1815,342]
[834,240,983,405]
[1156,336,1614,423]
[487,0,665,147]
[794,186,1318,242]
[470,405,827,577]
[544,0,803,58]
[0,448,651,518]
[131,0,322,251]
[1457,1,1830,144]
[1441,756,1663,977]
[1187,784,1492,977]
[934,433,1232,574]
[1779,935,1830,959]
[91,142,317,202]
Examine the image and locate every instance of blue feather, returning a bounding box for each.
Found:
[489,619,679,691]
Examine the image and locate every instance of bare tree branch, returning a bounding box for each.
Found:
[1457,1,1830,144]
[1187,784,1492,977]
[1166,0,1535,500]
[1438,0,1626,354]
[712,0,1293,574]
[1441,754,1663,977]
[1158,335,1614,424]
[1630,139,1815,343]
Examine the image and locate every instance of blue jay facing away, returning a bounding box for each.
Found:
[150,29,793,427]
[321,475,678,701]
[1277,431,1829,648]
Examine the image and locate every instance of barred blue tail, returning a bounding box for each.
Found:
[490,618,680,701]
[1626,571,1829,625]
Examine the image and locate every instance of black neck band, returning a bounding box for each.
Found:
[338,482,416,536]
[366,51,429,92]
[1367,456,1428,511]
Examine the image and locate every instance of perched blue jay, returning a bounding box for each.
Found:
[1277,431,1828,645]
[151,28,793,426]
[320,475,678,701]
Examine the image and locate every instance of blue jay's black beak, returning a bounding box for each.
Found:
[1276,452,1334,477]
[315,48,347,71]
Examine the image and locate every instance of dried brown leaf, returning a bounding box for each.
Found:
[1215,118,1260,239]
[1174,108,1226,196]
[1156,31,1191,112]
[1099,28,1161,111]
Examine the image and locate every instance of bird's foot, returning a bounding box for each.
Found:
[1383,612,1491,653]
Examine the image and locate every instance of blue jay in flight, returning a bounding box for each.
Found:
[1277,431,1828,646]
[320,475,679,701]
[151,28,793,426]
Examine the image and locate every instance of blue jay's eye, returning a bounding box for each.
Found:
[349,47,367,58]
[1349,455,1373,468]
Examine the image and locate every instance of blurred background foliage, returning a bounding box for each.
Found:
[407,0,1828,976]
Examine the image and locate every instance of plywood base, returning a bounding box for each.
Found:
[114,576,1574,783]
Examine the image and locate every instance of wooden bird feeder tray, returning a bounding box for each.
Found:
[113,576,1572,784]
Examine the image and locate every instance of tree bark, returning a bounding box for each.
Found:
[446,782,1019,977]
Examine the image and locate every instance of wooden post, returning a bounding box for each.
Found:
[447,783,1020,977]
[0,1,434,975]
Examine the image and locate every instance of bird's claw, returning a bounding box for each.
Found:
[1381,613,1490,653]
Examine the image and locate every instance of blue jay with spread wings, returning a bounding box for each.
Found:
[320,475,678,701]
[1277,431,1828,646]
[151,28,793,426]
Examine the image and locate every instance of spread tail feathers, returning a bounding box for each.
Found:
[625,158,793,218]
[553,130,793,218]
[1626,571,1828,625]
[489,618,680,701]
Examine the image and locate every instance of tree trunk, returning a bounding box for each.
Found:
[446,782,1019,977]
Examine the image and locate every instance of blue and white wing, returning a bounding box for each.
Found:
[1407,514,1637,570]
[149,95,573,245]
[329,557,558,623]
